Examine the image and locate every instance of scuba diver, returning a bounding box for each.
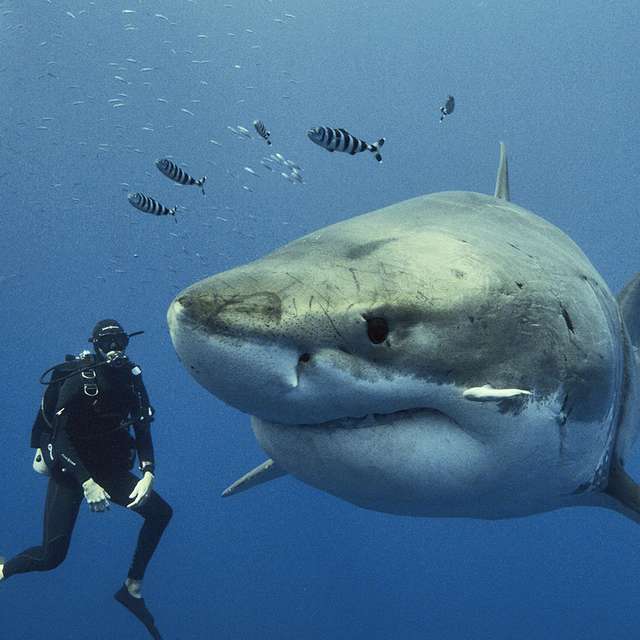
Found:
[439,94,455,122]
[0,320,172,640]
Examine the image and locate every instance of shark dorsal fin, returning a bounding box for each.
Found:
[494,142,510,201]
[618,273,640,348]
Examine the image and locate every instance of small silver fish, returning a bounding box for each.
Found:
[284,160,301,171]
[227,125,251,139]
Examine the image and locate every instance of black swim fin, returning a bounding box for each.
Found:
[114,585,163,640]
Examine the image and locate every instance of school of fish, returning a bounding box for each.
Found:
[127,96,455,219]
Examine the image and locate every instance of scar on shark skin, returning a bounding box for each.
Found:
[463,385,532,402]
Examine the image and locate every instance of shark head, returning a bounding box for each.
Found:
[168,147,638,519]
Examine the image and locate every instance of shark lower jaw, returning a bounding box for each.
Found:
[251,409,493,516]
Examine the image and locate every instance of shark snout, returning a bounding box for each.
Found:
[168,285,304,418]
[169,283,283,336]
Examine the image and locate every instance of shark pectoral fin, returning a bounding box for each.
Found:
[221,459,287,497]
[604,463,640,519]
[463,384,532,402]
[494,141,510,201]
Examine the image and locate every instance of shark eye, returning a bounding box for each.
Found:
[366,317,388,344]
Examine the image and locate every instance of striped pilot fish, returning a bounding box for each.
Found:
[155,158,206,195]
[439,95,455,122]
[128,192,176,217]
[253,119,271,145]
[307,127,385,162]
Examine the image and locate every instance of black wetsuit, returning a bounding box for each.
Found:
[2,357,172,581]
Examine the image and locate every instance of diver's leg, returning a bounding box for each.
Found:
[102,470,170,639]
[2,473,82,579]
[127,489,173,583]
[98,470,172,586]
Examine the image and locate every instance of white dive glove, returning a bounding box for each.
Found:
[127,472,155,509]
[32,448,50,476]
[82,478,111,512]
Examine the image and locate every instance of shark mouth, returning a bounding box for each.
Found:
[244,405,485,511]
[267,407,460,431]
[258,383,534,430]
[226,390,534,501]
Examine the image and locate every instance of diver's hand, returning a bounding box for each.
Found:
[127,472,154,509]
[82,478,111,512]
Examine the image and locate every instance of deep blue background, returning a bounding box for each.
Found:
[2,1,640,638]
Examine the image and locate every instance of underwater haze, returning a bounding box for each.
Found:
[2,1,640,638]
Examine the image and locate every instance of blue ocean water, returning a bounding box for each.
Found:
[2,1,640,638]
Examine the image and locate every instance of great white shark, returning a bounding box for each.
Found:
[167,144,640,523]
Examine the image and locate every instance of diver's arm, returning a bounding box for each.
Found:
[30,406,47,448]
[129,369,156,508]
[50,378,92,484]
[129,427,155,509]
[31,380,58,448]
[134,421,155,472]
[130,367,156,470]
[52,410,92,485]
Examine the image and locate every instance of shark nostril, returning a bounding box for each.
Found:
[299,353,311,363]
